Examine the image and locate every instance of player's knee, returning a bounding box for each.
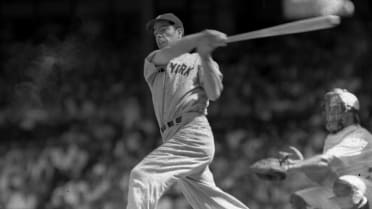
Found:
[290,193,309,209]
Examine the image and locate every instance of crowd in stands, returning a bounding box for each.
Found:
[1,17,372,209]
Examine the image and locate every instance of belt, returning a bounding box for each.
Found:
[160,116,182,133]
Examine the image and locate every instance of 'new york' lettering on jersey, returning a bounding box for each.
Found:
[144,52,210,128]
[169,62,194,76]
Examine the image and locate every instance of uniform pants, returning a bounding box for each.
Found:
[126,115,249,209]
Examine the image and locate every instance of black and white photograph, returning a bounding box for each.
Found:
[1,0,372,209]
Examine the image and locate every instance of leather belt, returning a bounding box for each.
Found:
[160,116,182,133]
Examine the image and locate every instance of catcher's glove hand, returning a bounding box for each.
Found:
[249,157,289,181]
[249,146,303,181]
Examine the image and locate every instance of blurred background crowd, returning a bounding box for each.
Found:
[1,0,372,209]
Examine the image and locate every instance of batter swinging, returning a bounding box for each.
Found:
[126,13,250,209]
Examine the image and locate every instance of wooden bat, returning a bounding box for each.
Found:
[227,15,340,43]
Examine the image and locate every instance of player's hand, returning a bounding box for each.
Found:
[277,146,304,172]
[197,29,227,56]
[278,146,304,163]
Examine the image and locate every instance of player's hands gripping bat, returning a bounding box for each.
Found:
[197,29,227,56]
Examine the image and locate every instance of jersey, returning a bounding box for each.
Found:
[322,124,372,180]
[144,51,222,129]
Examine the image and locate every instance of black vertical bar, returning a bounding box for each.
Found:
[210,0,216,28]
[107,0,116,42]
[31,0,40,40]
[141,0,154,53]
[185,0,193,33]
[69,0,78,34]
[32,0,40,23]
[69,0,77,19]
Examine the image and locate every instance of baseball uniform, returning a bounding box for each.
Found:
[126,51,249,209]
[295,124,372,209]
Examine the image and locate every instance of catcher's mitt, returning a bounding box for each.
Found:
[249,146,303,181]
[249,157,289,181]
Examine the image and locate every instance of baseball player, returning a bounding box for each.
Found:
[126,13,250,209]
[285,88,372,209]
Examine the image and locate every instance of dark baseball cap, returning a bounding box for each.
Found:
[146,13,184,31]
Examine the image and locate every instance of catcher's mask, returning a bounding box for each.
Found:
[322,88,359,133]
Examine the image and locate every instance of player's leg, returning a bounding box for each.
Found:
[178,166,249,209]
[126,116,215,209]
[290,187,340,209]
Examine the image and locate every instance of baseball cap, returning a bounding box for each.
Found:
[146,13,184,31]
[326,88,360,111]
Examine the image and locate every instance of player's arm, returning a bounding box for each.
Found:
[144,50,164,85]
[287,135,368,183]
[286,154,337,184]
[287,154,332,173]
[151,30,227,67]
[150,33,203,66]
[197,31,226,101]
[198,55,223,101]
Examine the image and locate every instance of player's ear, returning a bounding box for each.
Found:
[176,27,184,38]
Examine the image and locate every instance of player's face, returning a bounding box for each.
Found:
[323,93,345,133]
[153,21,183,49]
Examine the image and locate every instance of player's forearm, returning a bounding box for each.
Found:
[200,55,223,101]
[152,33,204,66]
[287,155,330,173]
[287,155,338,185]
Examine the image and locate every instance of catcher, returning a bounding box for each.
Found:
[250,88,372,209]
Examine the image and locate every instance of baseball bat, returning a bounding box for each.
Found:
[227,15,340,43]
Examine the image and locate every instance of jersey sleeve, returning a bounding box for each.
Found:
[144,50,160,85]
[197,57,223,100]
[323,135,368,159]
[322,132,370,174]
[198,59,222,81]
